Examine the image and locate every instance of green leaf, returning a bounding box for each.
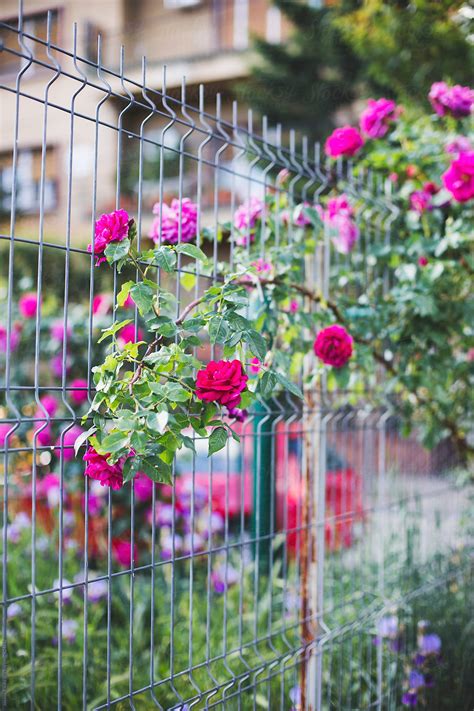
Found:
[122,455,141,484]
[153,246,177,273]
[130,282,155,316]
[208,427,228,457]
[302,206,323,229]
[101,430,130,453]
[98,319,133,344]
[104,238,130,264]
[180,272,196,291]
[137,456,173,484]
[259,371,277,399]
[182,317,206,332]
[273,371,303,399]
[333,365,351,390]
[117,281,134,307]
[146,410,169,434]
[209,315,230,344]
[175,243,206,261]
[245,330,267,360]
[73,425,96,456]
[163,382,191,402]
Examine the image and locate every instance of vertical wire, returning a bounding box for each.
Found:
[56,25,88,708]
[31,13,60,709]
[2,2,32,706]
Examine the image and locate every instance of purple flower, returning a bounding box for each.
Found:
[149,198,198,245]
[410,190,433,214]
[408,670,425,689]
[7,603,22,619]
[446,136,471,155]
[227,407,248,423]
[160,530,183,560]
[418,633,441,656]
[377,615,398,639]
[402,691,418,706]
[289,685,301,708]
[57,619,78,645]
[211,562,239,593]
[50,320,72,342]
[293,202,312,227]
[429,82,474,118]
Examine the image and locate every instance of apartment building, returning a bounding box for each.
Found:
[0,0,292,236]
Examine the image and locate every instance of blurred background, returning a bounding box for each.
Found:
[1,0,472,241]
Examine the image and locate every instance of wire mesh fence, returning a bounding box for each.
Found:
[1,8,473,711]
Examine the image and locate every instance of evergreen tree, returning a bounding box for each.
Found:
[240,1,364,142]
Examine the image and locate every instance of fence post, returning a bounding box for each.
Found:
[252,401,274,577]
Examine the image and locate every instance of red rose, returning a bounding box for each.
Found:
[314,325,353,368]
[195,359,248,409]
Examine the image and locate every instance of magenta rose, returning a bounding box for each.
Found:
[149,197,197,245]
[442,151,474,202]
[445,136,471,155]
[88,209,130,265]
[360,98,399,138]
[410,189,432,213]
[37,394,58,417]
[19,292,40,319]
[117,323,144,347]
[92,292,113,316]
[233,197,263,245]
[70,378,88,405]
[0,324,21,352]
[195,359,248,409]
[83,446,124,490]
[55,424,84,461]
[314,325,353,368]
[317,195,359,254]
[112,537,138,567]
[429,81,473,118]
[325,126,363,158]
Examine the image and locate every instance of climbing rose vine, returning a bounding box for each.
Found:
[77,80,473,490]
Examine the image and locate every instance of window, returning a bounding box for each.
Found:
[0,10,59,77]
[0,146,59,215]
[163,0,203,9]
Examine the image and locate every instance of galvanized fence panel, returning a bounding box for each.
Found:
[0,10,472,711]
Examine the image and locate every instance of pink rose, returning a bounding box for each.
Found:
[55,425,84,461]
[0,324,21,352]
[117,323,144,347]
[88,209,130,265]
[112,538,138,567]
[314,325,353,368]
[429,82,473,118]
[360,98,399,138]
[293,202,312,227]
[233,197,263,243]
[467,348,474,362]
[37,473,60,506]
[70,378,88,405]
[83,446,124,490]
[251,258,272,274]
[123,293,135,309]
[0,423,14,448]
[134,473,154,502]
[276,168,291,186]
[289,299,299,314]
[50,320,72,342]
[38,394,58,417]
[325,126,363,158]
[34,423,53,447]
[196,359,248,409]
[317,195,359,254]
[250,357,261,374]
[418,256,429,267]
[92,293,113,316]
[149,197,197,245]
[19,292,40,319]
[410,190,432,213]
[442,151,474,202]
[51,355,72,378]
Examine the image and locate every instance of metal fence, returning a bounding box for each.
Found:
[0,9,472,711]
